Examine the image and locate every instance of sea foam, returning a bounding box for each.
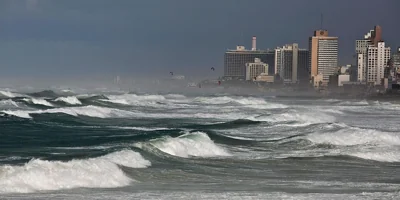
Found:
[22,98,54,107]
[0,150,150,194]
[1,105,136,119]
[54,96,82,105]
[136,132,231,158]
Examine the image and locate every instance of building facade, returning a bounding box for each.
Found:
[392,47,400,68]
[366,41,391,85]
[224,37,274,79]
[224,47,274,79]
[274,43,309,84]
[309,30,338,86]
[356,26,382,82]
[245,58,269,81]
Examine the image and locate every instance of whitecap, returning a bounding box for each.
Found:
[0,150,150,194]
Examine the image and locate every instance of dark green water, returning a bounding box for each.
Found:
[1,90,400,199]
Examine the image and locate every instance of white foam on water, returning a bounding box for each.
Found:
[138,132,231,158]
[320,108,344,114]
[1,105,136,119]
[251,111,336,124]
[338,100,369,106]
[0,90,23,98]
[306,127,400,146]
[130,111,249,120]
[350,150,400,162]
[164,94,186,99]
[1,110,32,119]
[54,96,82,105]
[111,126,171,131]
[22,98,53,107]
[0,150,150,194]
[0,99,19,108]
[193,96,287,109]
[101,93,174,108]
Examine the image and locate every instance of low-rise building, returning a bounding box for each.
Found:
[338,75,350,86]
[255,73,274,83]
[245,58,269,81]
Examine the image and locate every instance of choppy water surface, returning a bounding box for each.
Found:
[1,89,400,199]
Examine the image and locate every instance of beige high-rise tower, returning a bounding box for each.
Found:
[309,30,338,87]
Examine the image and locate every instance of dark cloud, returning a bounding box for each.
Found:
[0,0,398,79]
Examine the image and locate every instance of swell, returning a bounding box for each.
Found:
[183,119,263,130]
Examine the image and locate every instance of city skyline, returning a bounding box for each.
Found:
[0,0,398,81]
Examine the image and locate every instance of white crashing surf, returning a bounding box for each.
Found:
[299,127,400,163]
[54,96,82,105]
[22,98,54,107]
[136,132,231,158]
[111,126,172,131]
[0,90,24,98]
[193,96,287,109]
[0,150,151,194]
[1,105,136,119]
[103,94,166,106]
[350,150,400,163]
[306,127,400,146]
[0,99,19,108]
[250,111,336,125]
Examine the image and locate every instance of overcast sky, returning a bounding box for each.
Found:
[0,0,398,80]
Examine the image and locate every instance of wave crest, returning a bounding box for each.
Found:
[54,96,82,105]
[136,132,231,158]
[0,150,150,194]
[22,98,53,107]
[306,128,400,146]
[1,105,135,119]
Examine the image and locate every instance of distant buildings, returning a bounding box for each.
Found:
[366,41,391,85]
[254,73,275,83]
[356,26,384,83]
[221,24,399,92]
[245,58,269,81]
[309,30,339,87]
[274,43,309,84]
[391,47,400,75]
[224,37,274,79]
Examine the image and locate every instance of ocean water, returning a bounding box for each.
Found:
[1,89,400,199]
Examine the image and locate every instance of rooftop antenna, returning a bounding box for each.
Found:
[241,31,244,47]
[320,13,323,30]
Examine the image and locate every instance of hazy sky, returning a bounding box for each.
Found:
[0,0,398,80]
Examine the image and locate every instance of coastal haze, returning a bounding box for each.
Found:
[1,0,400,200]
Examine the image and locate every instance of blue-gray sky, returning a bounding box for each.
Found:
[0,0,398,80]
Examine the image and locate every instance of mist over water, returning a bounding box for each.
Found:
[1,83,400,199]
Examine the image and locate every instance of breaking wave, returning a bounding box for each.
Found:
[0,90,24,98]
[0,99,19,108]
[135,131,231,158]
[306,127,400,146]
[350,151,400,163]
[22,98,54,107]
[54,96,82,105]
[250,111,336,125]
[1,105,135,119]
[0,150,151,194]
[193,96,287,109]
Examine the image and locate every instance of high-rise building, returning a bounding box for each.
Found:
[356,26,383,82]
[392,47,400,68]
[389,47,400,81]
[245,58,269,81]
[309,30,338,86]
[274,43,309,84]
[366,41,391,85]
[224,37,274,79]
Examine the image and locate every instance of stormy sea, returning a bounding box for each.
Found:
[1,88,400,199]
